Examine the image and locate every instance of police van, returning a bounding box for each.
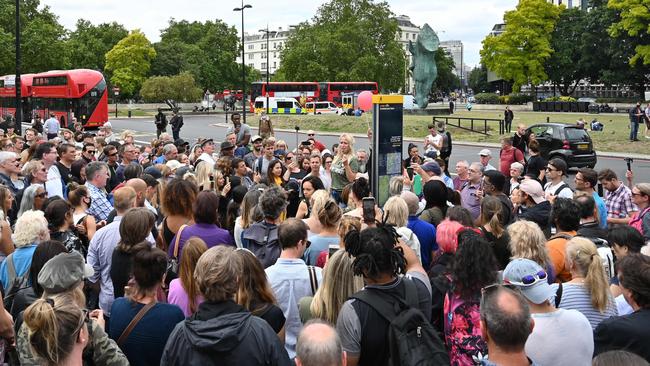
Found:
[254,97,304,114]
[305,101,339,114]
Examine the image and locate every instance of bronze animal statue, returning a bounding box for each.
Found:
[409,24,439,109]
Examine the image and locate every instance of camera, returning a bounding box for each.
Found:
[624,157,633,171]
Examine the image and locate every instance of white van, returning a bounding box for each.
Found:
[254,97,304,114]
[305,101,339,114]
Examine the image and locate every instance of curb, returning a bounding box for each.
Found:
[210,123,649,161]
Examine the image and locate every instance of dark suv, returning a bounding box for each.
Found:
[526,123,597,169]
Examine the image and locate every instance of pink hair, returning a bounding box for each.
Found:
[436,219,464,254]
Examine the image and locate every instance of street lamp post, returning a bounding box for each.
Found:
[259,26,274,114]
[14,0,22,134]
[234,1,252,124]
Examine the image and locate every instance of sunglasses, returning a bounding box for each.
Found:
[545,167,557,172]
[35,192,48,198]
[108,152,118,157]
[504,270,547,286]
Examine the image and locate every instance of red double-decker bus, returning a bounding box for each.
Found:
[0,74,34,123]
[319,81,379,106]
[0,69,108,128]
[251,82,320,103]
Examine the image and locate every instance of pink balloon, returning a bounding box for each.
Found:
[357,91,373,111]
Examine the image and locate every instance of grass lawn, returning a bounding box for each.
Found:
[268,110,649,155]
[113,109,153,117]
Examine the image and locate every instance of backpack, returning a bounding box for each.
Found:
[443,286,487,365]
[629,207,650,237]
[575,235,615,280]
[3,254,30,311]
[242,221,280,268]
[545,182,573,197]
[352,278,450,366]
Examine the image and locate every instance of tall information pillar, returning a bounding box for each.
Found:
[371,95,403,207]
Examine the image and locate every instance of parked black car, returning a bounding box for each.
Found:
[526,123,597,169]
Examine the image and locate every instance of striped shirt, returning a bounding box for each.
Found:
[550,283,618,329]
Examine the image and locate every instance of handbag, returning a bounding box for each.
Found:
[165,224,187,286]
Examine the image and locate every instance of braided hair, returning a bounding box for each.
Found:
[344,222,407,279]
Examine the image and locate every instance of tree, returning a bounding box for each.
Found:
[480,0,560,93]
[0,0,69,74]
[104,30,156,97]
[468,64,491,93]
[67,19,128,71]
[276,0,405,91]
[150,19,258,92]
[140,72,203,102]
[432,48,459,93]
[545,8,588,96]
[608,0,650,65]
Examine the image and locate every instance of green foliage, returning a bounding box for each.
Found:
[506,93,534,104]
[468,64,491,93]
[474,93,501,104]
[140,72,202,102]
[545,8,588,96]
[480,0,560,92]
[276,0,405,91]
[544,96,577,102]
[432,48,459,93]
[608,0,650,65]
[67,19,128,71]
[0,0,69,74]
[595,97,638,103]
[150,19,258,93]
[105,30,156,97]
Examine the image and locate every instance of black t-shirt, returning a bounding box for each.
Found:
[110,249,133,300]
[253,302,286,334]
[56,162,74,186]
[594,308,650,361]
[480,228,512,270]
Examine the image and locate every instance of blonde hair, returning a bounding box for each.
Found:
[332,133,355,167]
[180,237,208,314]
[566,237,612,313]
[635,183,650,197]
[195,161,215,191]
[13,210,49,247]
[23,293,85,366]
[507,220,551,268]
[310,190,331,216]
[337,216,361,247]
[310,250,364,324]
[383,196,409,227]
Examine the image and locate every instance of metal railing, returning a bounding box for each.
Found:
[432,116,506,136]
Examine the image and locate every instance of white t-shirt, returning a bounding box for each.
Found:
[525,309,593,366]
[425,134,443,154]
[544,181,574,200]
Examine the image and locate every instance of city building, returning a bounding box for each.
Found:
[395,15,420,93]
[439,40,465,88]
[548,0,588,10]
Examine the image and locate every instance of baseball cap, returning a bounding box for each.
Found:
[518,179,545,204]
[220,141,235,151]
[174,138,189,147]
[59,128,73,135]
[478,149,492,157]
[38,252,94,294]
[100,122,112,130]
[307,130,315,135]
[251,135,263,142]
[421,161,442,176]
[143,166,162,179]
[503,258,555,305]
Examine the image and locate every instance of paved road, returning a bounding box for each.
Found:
[108,114,650,183]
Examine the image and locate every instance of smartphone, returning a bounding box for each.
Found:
[406,166,414,180]
[362,197,376,223]
[328,244,340,258]
[209,175,215,190]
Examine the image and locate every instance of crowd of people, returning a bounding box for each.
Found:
[0,111,646,366]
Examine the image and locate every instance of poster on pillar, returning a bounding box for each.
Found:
[371,95,403,207]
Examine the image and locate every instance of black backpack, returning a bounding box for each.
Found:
[242,221,280,268]
[3,254,30,311]
[352,278,450,366]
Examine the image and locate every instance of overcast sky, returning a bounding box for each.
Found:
[40,0,517,68]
